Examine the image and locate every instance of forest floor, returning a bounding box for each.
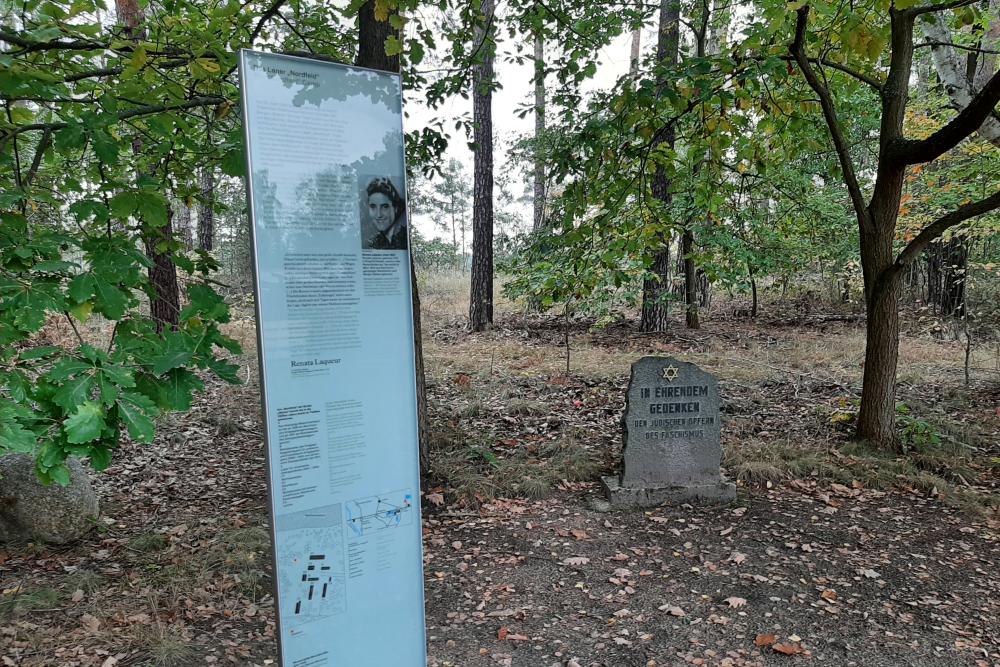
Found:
[2,276,1000,667]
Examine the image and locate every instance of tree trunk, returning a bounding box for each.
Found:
[532,33,546,232]
[116,0,179,331]
[469,0,495,332]
[355,1,429,474]
[639,0,679,332]
[145,210,181,332]
[198,167,215,251]
[857,272,902,448]
[629,24,641,75]
[178,202,193,249]
[682,228,700,328]
[925,236,967,317]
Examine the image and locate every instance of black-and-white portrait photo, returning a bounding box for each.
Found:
[360,175,407,250]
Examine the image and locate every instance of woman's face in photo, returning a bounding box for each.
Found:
[368,192,396,233]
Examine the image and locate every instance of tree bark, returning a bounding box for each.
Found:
[355,1,430,474]
[923,6,1000,148]
[116,0,179,332]
[198,167,215,251]
[469,0,495,332]
[682,228,700,328]
[145,210,181,332]
[532,33,546,232]
[639,0,679,333]
[856,272,902,447]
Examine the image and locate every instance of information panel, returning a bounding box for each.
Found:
[239,50,425,666]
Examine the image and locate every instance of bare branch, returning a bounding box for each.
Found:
[890,68,1000,164]
[789,5,868,222]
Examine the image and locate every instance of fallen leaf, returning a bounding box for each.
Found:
[562,556,590,567]
[71,588,85,603]
[724,596,747,608]
[81,613,101,633]
[755,633,778,647]
[497,626,508,641]
[773,642,805,655]
[821,589,838,601]
[658,604,685,616]
[426,492,445,506]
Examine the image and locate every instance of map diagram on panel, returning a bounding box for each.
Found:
[344,490,414,538]
[275,503,346,625]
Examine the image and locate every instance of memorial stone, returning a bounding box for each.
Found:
[602,356,736,506]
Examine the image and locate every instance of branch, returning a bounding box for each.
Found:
[1,96,226,142]
[890,68,1000,164]
[904,0,979,15]
[779,54,883,90]
[884,188,1000,285]
[789,5,868,222]
[249,0,287,42]
[24,128,52,188]
[0,29,107,54]
[915,41,1000,56]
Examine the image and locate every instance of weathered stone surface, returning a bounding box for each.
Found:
[0,455,99,544]
[605,356,735,506]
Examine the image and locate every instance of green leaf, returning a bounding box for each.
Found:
[53,372,96,412]
[117,392,157,443]
[88,445,113,471]
[220,148,245,177]
[64,401,106,444]
[93,277,130,320]
[181,283,229,322]
[151,331,195,375]
[0,422,36,454]
[46,463,72,486]
[47,358,95,382]
[18,346,61,361]
[68,273,96,303]
[69,300,94,323]
[159,368,204,411]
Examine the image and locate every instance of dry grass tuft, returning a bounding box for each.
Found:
[429,427,602,505]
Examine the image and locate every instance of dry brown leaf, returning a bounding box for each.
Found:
[562,556,590,567]
[755,633,778,647]
[724,596,747,608]
[497,626,508,641]
[773,642,805,655]
[821,589,838,601]
[425,492,445,506]
[81,613,101,633]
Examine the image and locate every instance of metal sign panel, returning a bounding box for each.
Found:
[239,49,425,667]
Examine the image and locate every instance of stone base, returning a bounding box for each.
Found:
[600,475,736,507]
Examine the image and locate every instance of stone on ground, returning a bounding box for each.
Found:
[0,454,99,544]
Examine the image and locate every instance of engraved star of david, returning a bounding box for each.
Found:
[662,364,679,382]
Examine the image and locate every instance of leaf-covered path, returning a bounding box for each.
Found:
[2,315,999,666]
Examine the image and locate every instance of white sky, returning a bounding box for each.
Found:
[405,24,650,241]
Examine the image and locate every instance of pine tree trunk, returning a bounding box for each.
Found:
[198,167,215,251]
[116,0,179,331]
[639,0,679,332]
[145,210,181,332]
[355,1,429,473]
[469,0,495,332]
